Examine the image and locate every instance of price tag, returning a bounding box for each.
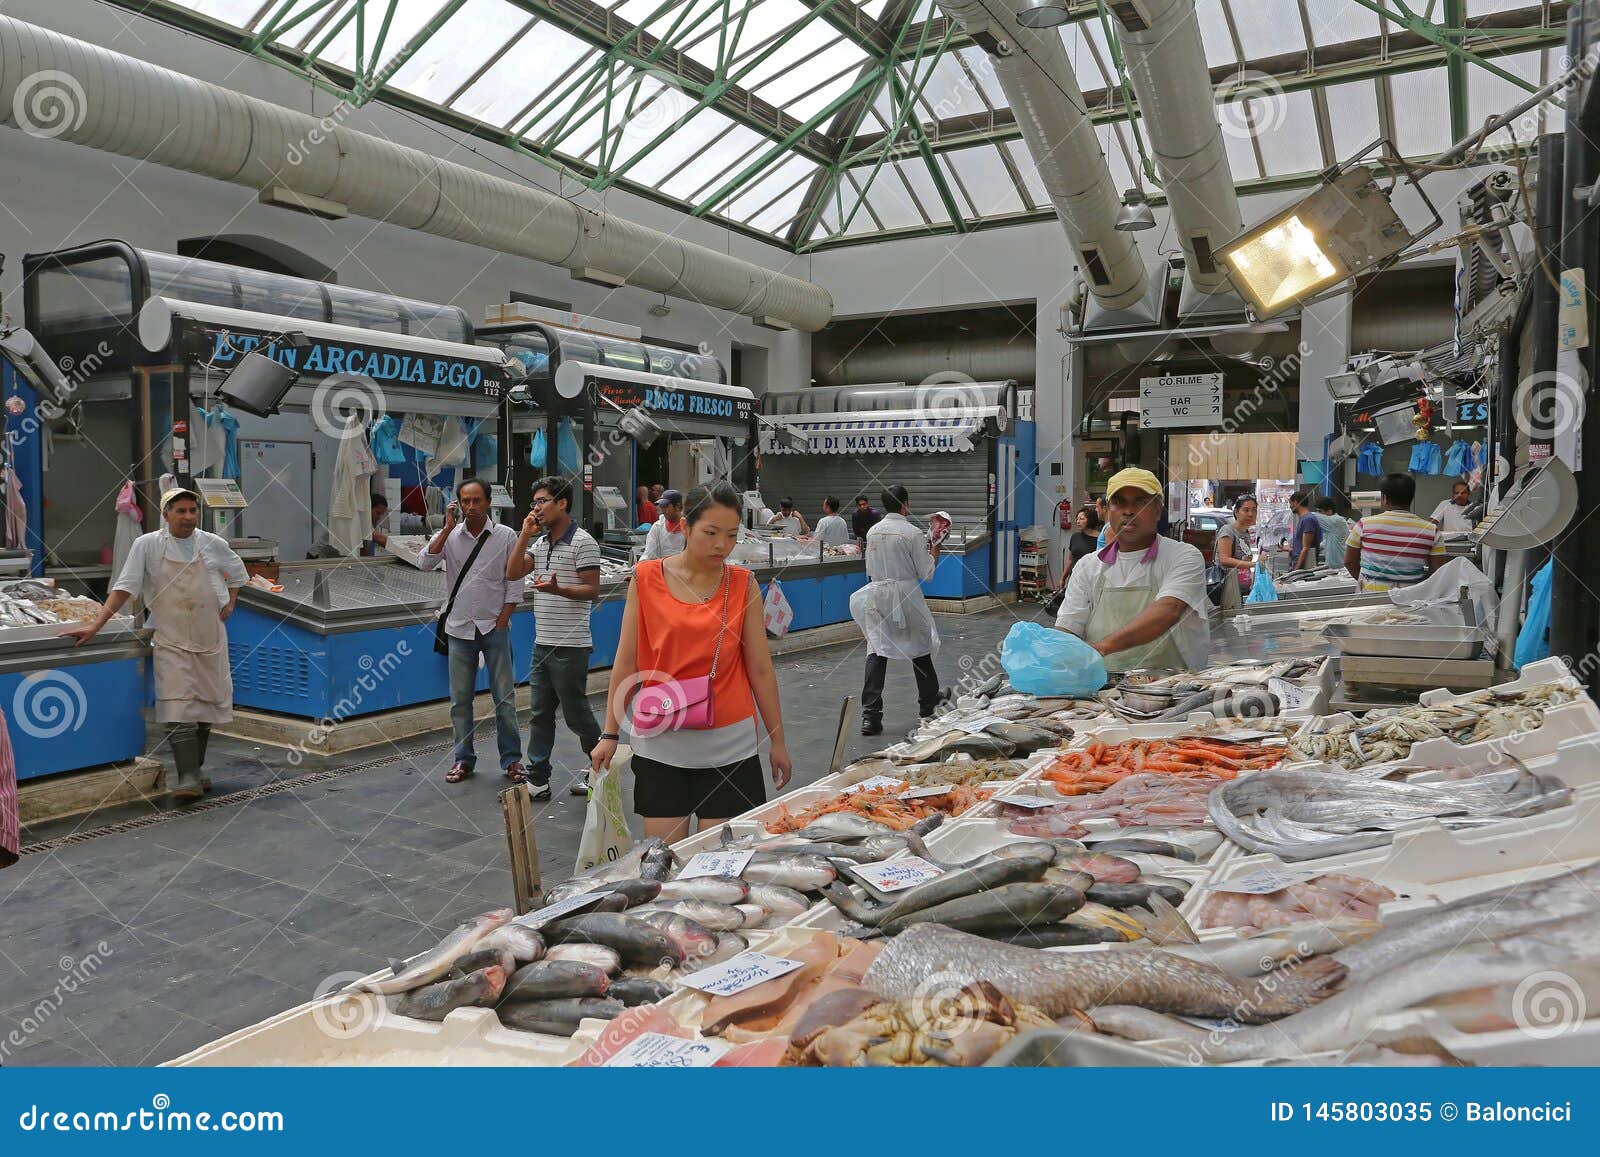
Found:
[997,793,1060,809]
[846,856,945,893]
[512,890,606,929]
[1205,866,1327,895]
[677,850,755,880]
[676,951,806,997]
[951,714,1008,735]
[1205,729,1286,744]
[1268,677,1307,711]
[603,1032,731,1068]
[896,783,955,801]
[843,774,908,794]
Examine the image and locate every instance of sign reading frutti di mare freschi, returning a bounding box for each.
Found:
[206,330,496,393]
[763,428,975,454]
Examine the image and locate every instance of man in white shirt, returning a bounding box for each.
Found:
[1056,468,1210,673]
[850,484,944,734]
[421,478,525,786]
[642,489,686,560]
[767,498,809,536]
[65,487,247,801]
[1430,480,1476,533]
[813,496,849,547]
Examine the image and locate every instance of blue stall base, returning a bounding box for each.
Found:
[925,544,992,599]
[4,658,148,780]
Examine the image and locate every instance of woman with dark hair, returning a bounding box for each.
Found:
[1058,506,1102,590]
[592,482,792,841]
[1214,494,1258,593]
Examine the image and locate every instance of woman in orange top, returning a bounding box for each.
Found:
[592,483,792,842]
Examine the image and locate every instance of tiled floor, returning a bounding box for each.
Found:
[2,604,1043,1066]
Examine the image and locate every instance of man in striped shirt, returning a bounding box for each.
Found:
[1344,473,1445,591]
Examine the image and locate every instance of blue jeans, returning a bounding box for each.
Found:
[447,627,521,771]
[526,643,600,787]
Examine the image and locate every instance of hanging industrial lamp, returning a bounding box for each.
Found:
[1015,0,1072,28]
[1115,187,1156,231]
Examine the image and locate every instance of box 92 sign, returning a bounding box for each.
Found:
[1139,374,1224,429]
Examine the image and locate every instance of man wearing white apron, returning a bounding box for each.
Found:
[66,487,247,801]
[849,484,945,735]
[1055,468,1209,674]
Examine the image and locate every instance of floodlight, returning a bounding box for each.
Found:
[1015,0,1072,27]
[219,350,298,417]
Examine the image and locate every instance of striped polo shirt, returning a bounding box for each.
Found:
[1347,509,1444,591]
[525,522,601,647]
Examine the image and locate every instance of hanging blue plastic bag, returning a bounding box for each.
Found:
[999,621,1107,696]
[528,428,548,468]
[1245,559,1278,603]
[472,428,498,471]
[557,418,580,472]
[370,415,406,465]
[1514,560,1553,669]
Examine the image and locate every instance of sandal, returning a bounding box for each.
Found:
[504,763,528,784]
[445,762,474,783]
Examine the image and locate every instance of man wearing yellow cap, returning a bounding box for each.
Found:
[64,487,248,802]
[1054,467,1209,672]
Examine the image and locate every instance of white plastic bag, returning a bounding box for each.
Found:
[763,579,794,637]
[1387,557,1499,626]
[575,746,634,874]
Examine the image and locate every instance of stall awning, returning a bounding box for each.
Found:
[1166,432,1298,481]
[761,407,1002,455]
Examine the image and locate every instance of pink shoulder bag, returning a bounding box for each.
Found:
[631,568,732,734]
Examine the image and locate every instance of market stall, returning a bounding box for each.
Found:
[755,382,1034,600]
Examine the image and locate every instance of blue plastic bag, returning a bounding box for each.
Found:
[557,418,580,472]
[1000,621,1108,696]
[370,415,405,465]
[1245,559,1279,603]
[1514,560,1553,669]
[528,428,548,468]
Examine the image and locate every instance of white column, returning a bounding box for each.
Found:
[1297,292,1352,467]
[1035,297,1079,585]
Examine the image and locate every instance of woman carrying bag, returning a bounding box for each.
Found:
[1213,495,1259,594]
[592,483,792,843]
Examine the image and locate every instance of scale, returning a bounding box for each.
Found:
[593,485,629,532]
[742,490,767,529]
[490,484,514,513]
[1476,458,1579,549]
[195,477,249,538]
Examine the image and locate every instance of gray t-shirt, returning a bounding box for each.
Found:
[1214,521,1254,567]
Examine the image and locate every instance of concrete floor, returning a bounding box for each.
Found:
[0,604,1045,1067]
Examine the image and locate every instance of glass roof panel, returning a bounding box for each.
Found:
[319,0,446,72]
[1194,0,1240,68]
[1229,0,1308,61]
[1058,23,1114,91]
[659,124,770,200]
[1467,0,1541,16]
[184,0,276,23]
[957,47,1007,109]
[451,25,594,128]
[1218,99,1262,181]
[1322,78,1382,163]
[945,145,1024,217]
[917,53,989,123]
[1304,1,1382,47]
[1096,122,1138,195]
[722,153,817,219]
[747,174,816,234]
[895,158,952,224]
[754,41,868,120]
[1003,139,1050,209]
[619,109,739,186]
[1389,68,1455,156]
[850,163,931,230]
[1254,88,1323,177]
[387,0,530,105]
[1469,49,1548,145]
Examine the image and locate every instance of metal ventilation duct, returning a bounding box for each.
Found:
[0,15,833,332]
[935,0,1150,319]
[812,336,1035,387]
[1110,0,1245,314]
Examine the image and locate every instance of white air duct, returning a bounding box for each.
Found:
[1111,0,1246,316]
[0,15,832,332]
[935,0,1154,324]
[813,336,1035,386]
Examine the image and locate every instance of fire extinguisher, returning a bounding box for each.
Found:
[1058,499,1074,531]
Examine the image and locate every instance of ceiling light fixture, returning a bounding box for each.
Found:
[1114,187,1156,232]
[1015,0,1072,27]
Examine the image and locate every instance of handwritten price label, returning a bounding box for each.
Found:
[843,775,907,794]
[676,951,806,997]
[603,1032,731,1067]
[896,784,954,801]
[511,890,606,928]
[677,850,755,880]
[847,856,945,893]
[1268,677,1307,712]
[997,793,1059,809]
[951,714,1009,735]
[1206,866,1327,895]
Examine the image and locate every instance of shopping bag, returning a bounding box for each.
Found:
[999,621,1107,696]
[1245,560,1279,603]
[763,579,794,637]
[1513,560,1553,670]
[575,747,634,874]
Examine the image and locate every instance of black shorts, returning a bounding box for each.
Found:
[631,754,767,819]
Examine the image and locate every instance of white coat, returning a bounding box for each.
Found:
[849,513,939,659]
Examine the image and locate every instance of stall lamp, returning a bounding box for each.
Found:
[1218,164,1425,319]
[760,418,811,454]
[218,350,298,417]
[1115,188,1156,232]
[1015,0,1072,27]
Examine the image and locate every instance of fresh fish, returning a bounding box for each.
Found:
[498,997,625,1036]
[1069,896,1198,946]
[641,842,678,881]
[736,903,771,927]
[702,931,750,966]
[500,960,611,1004]
[545,913,684,968]
[591,879,662,907]
[545,944,621,973]
[1163,919,1382,978]
[745,883,810,922]
[789,814,901,842]
[982,721,1062,755]
[634,911,720,963]
[994,924,1129,948]
[590,892,632,913]
[1051,853,1142,884]
[750,839,900,864]
[822,851,1053,928]
[909,814,945,837]
[632,899,746,932]
[358,909,512,995]
[544,840,667,900]
[1334,859,1600,981]
[1090,838,1199,863]
[924,840,1063,872]
[864,923,1345,1022]
[1117,911,1600,1062]
[478,924,546,964]
[453,947,516,979]
[1086,881,1189,910]
[879,880,1091,936]
[743,855,837,891]
[656,877,750,904]
[392,965,507,1021]
[1081,826,1221,858]
[607,977,674,1007]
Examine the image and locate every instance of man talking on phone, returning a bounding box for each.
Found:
[421,479,525,785]
[508,476,603,799]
